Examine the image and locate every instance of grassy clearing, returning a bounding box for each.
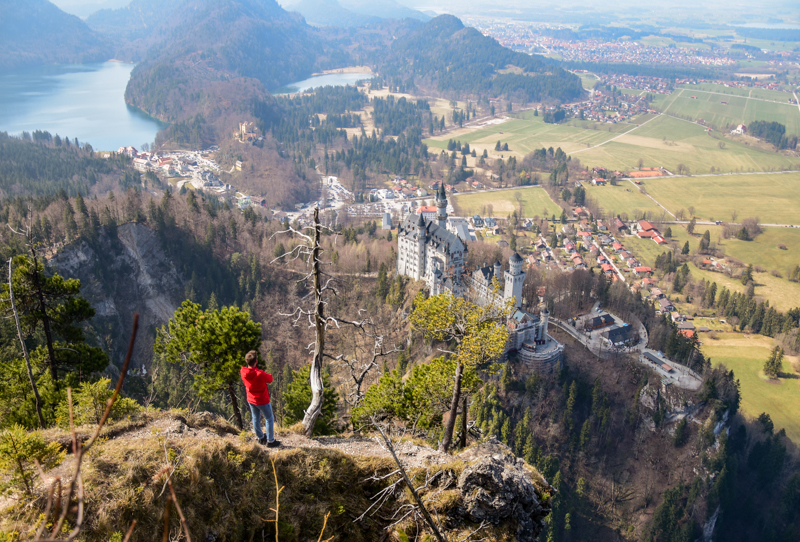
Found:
[425,114,625,158]
[452,186,562,218]
[702,332,800,444]
[584,183,663,219]
[643,172,800,224]
[651,86,800,135]
[575,114,799,174]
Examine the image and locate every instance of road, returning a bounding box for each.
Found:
[593,239,626,283]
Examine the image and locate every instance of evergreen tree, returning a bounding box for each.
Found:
[682,241,690,255]
[283,365,339,435]
[741,264,754,285]
[154,301,262,430]
[376,262,390,301]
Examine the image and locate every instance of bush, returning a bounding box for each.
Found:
[283,366,339,435]
[0,425,64,495]
[55,378,141,428]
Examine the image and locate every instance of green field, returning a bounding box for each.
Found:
[569,115,798,174]
[426,110,798,175]
[583,183,663,219]
[425,113,634,157]
[451,187,561,219]
[703,333,800,444]
[652,86,800,135]
[643,172,800,224]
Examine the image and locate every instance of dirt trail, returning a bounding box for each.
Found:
[105,414,454,470]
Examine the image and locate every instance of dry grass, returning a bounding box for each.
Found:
[1,411,532,542]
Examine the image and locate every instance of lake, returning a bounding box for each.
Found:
[0,62,168,151]
[274,72,373,94]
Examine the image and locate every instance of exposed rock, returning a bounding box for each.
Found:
[48,223,183,369]
[456,438,552,541]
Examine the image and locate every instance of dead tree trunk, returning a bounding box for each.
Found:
[302,208,325,437]
[440,360,463,452]
[8,258,45,428]
[459,394,468,449]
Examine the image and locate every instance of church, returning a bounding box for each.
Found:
[395,184,563,371]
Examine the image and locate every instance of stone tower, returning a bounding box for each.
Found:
[415,211,426,280]
[436,182,448,229]
[504,252,526,308]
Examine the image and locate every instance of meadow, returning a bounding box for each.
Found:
[702,333,800,444]
[425,113,631,158]
[651,86,800,135]
[583,182,665,220]
[451,186,562,219]
[426,109,798,175]
[573,115,799,174]
[643,172,800,224]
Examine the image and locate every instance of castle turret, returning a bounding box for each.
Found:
[504,252,526,308]
[416,211,426,280]
[493,260,502,283]
[436,182,448,229]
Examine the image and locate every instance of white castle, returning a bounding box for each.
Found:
[396,184,563,371]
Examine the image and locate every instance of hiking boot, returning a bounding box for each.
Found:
[266,439,281,448]
[258,436,267,446]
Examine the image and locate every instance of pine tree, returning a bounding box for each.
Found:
[523,433,538,465]
[741,264,754,285]
[579,419,591,450]
[500,417,512,446]
[682,241,690,255]
[376,262,389,301]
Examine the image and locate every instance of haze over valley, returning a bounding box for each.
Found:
[0,1,799,541]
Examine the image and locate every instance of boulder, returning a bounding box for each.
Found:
[456,438,552,541]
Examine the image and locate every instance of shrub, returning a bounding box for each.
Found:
[55,378,141,428]
[0,425,64,495]
[283,366,339,435]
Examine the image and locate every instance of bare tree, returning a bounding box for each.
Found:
[8,257,45,428]
[273,207,390,436]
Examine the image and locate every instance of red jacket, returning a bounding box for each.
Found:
[240,366,273,405]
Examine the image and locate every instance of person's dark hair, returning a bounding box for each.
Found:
[245,350,258,367]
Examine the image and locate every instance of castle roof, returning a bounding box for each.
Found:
[510,252,523,263]
[399,213,465,255]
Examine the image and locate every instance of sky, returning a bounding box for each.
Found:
[50,0,800,23]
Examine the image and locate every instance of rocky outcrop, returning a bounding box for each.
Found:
[48,223,182,369]
[456,438,553,541]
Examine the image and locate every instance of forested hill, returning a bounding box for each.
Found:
[376,15,585,103]
[85,0,187,48]
[0,0,111,69]
[123,0,346,123]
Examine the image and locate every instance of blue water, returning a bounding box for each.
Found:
[0,62,168,151]
[274,72,373,94]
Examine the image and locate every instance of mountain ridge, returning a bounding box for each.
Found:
[0,0,111,69]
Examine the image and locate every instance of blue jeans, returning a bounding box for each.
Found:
[248,402,275,442]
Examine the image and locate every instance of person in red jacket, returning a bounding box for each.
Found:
[240,350,280,447]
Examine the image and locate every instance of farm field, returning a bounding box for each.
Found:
[583,183,663,219]
[702,333,800,444]
[568,115,798,174]
[451,186,562,219]
[642,172,800,224]
[425,113,637,158]
[651,86,800,135]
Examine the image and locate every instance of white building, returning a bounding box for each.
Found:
[396,184,467,296]
[396,184,563,369]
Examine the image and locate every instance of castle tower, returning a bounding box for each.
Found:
[493,260,502,285]
[415,211,426,280]
[504,252,526,308]
[436,182,448,229]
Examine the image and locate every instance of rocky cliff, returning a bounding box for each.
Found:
[48,223,183,371]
